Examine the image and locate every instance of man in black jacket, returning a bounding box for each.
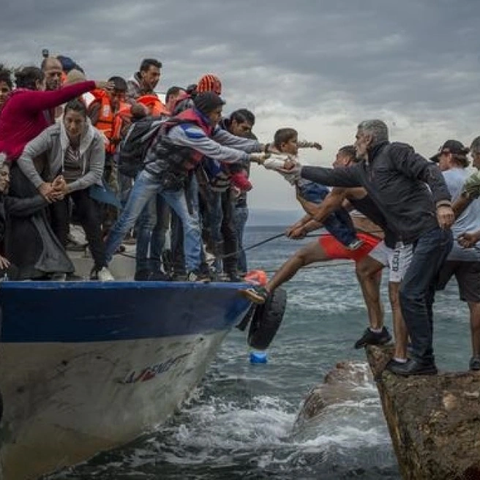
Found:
[298,120,454,376]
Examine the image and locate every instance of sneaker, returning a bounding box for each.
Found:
[91,267,115,282]
[66,233,88,252]
[347,238,364,250]
[226,272,243,283]
[240,285,269,304]
[469,356,480,371]
[385,358,437,376]
[187,270,211,283]
[354,326,392,349]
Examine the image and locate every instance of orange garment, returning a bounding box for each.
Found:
[136,94,168,116]
[111,103,132,146]
[318,233,380,262]
[89,89,130,153]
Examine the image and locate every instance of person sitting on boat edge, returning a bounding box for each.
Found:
[104,91,271,282]
[17,99,114,281]
[0,152,74,280]
[258,127,364,251]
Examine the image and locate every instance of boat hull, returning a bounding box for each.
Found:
[0,281,250,479]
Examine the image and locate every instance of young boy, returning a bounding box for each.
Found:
[261,128,363,250]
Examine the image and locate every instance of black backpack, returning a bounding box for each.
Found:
[117,116,166,178]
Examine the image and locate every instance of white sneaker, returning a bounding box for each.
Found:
[96,267,115,282]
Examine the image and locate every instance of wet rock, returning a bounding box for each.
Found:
[365,345,480,480]
[294,360,373,430]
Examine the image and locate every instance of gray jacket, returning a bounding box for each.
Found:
[18,120,105,193]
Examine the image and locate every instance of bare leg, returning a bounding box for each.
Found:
[267,241,330,292]
[468,302,480,357]
[389,282,408,360]
[355,256,384,330]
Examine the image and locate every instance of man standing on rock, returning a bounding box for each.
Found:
[434,139,480,371]
[297,120,454,376]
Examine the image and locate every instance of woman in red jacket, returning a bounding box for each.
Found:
[0,66,110,162]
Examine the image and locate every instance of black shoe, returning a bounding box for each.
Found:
[134,269,151,281]
[187,270,211,283]
[226,272,243,282]
[469,356,480,371]
[385,358,438,376]
[148,271,171,281]
[354,327,392,349]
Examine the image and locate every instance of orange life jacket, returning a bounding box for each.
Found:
[89,90,130,153]
[136,94,168,116]
[111,104,132,147]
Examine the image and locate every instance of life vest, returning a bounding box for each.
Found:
[111,104,132,147]
[143,108,214,189]
[136,94,168,116]
[162,108,214,168]
[89,89,130,153]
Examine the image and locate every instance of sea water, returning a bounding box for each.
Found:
[48,226,471,479]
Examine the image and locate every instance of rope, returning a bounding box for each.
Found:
[116,229,384,264]
[219,232,286,260]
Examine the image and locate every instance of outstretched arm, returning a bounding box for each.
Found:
[21,81,96,112]
[301,165,362,188]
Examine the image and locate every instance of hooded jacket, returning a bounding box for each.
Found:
[17,119,105,193]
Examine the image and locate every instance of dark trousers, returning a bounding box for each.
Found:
[51,189,107,270]
[399,227,453,364]
[207,189,238,275]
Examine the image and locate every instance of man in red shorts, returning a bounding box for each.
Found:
[241,146,393,348]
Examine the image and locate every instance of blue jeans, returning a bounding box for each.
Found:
[150,196,171,272]
[234,205,248,273]
[105,170,202,272]
[135,196,157,273]
[399,227,453,364]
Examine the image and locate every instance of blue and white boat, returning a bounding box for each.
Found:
[0,267,251,479]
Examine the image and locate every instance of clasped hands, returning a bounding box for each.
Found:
[38,176,68,203]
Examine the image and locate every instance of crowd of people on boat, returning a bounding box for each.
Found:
[1,52,480,376]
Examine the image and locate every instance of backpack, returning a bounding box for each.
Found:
[117,116,166,178]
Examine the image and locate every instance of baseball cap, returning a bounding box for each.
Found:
[430,140,469,162]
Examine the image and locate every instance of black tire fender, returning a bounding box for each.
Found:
[247,287,287,350]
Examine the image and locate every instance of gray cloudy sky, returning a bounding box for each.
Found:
[2,0,480,211]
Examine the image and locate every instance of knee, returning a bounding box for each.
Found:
[295,253,309,267]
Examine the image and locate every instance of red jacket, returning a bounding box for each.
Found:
[0,81,96,161]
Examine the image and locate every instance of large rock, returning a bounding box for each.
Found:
[366,345,480,480]
[294,360,373,430]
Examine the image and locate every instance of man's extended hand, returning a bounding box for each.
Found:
[287,227,306,239]
[249,152,270,165]
[436,205,455,229]
[458,231,480,248]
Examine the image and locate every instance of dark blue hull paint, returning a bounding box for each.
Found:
[0,281,251,343]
